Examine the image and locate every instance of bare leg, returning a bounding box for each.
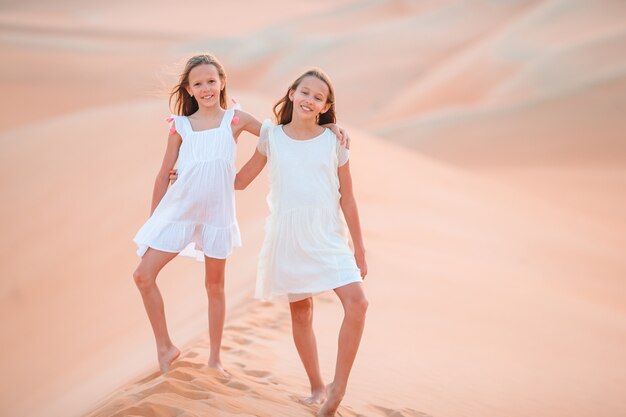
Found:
[318,282,368,417]
[204,256,229,377]
[290,297,326,405]
[133,248,181,373]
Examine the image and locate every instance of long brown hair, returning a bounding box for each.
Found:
[273,69,336,125]
[169,54,229,116]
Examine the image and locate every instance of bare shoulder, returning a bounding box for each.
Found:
[234,109,257,123]
[233,109,262,136]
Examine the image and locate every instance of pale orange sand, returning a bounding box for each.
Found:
[1,1,625,416]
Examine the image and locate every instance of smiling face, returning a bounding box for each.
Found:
[186,63,224,109]
[288,76,331,121]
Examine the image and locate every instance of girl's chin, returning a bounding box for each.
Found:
[294,110,319,119]
[198,100,219,108]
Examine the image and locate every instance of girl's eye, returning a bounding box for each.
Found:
[315,97,322,101]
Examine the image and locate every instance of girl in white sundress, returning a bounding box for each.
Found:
[133,55,349,375]
[235,69,368,417]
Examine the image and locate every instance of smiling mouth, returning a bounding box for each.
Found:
[300,104,312,112]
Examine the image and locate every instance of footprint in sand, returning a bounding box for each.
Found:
[241,369,273,385]
[225,324,252,332]
[243,369,272,378]
[229,335,253,345]
[137,380,212,401]
[226,380,252,391]
[166,369,196,382]
[228,348,247,356]
[170,360,206,371]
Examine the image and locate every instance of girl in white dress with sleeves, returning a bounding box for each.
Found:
[235,69,368,417]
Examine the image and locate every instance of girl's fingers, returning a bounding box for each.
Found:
[336,128,348,148]
[169,169,178,184]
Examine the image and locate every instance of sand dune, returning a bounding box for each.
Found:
[378,71,626,165]
[85,298,428,417]
[1,0,625,416]
[81,125,626,417]
[374,0,626,121]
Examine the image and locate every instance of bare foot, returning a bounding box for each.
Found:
[317,383,344,417]
[208,360,231,379]
[299,386,327,405]
[158,345,181,373]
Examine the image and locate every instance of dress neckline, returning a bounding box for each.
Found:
[185,109,229,133]
[279,125,327,142]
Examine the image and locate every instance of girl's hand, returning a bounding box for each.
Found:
[328,124,350,149]
[355,251,367,279]
[169,169,178,185]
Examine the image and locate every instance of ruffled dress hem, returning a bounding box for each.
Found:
[254,271,362,302]
[134,221,241,261]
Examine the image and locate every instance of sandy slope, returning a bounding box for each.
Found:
[82,123,626,417]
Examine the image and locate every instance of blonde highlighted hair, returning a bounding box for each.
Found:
[273,68,336,125]
[169,54,229,116]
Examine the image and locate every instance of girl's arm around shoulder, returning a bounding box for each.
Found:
[322,123,350,149]
[338,161,367,278]
[150,130,182,214]
[232,111,271,190]
[232,110,262,139]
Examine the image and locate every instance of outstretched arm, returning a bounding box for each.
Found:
[232,110,262,139]
[338,161,367,278]
[233,109,349,148]
[151,131,182,214]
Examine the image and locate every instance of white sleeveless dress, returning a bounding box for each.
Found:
[255,122,362,302]
[134,108,241,260]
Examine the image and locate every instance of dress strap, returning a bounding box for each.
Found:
[166,115,187,137]
[220,98,242,131]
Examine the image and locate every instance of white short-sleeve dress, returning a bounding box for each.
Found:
[255,121,362,302]
[133,108,242,260]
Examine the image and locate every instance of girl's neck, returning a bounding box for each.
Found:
[193,103,224,118]
[283,117,325,141]
[286,117,319,133]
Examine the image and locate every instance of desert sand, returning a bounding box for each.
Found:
[1,1,625,416]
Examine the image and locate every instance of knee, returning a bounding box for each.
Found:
[205,273,224,296]
[133,268,154,290]
[290,300,313,326]
[346,295,368,319]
